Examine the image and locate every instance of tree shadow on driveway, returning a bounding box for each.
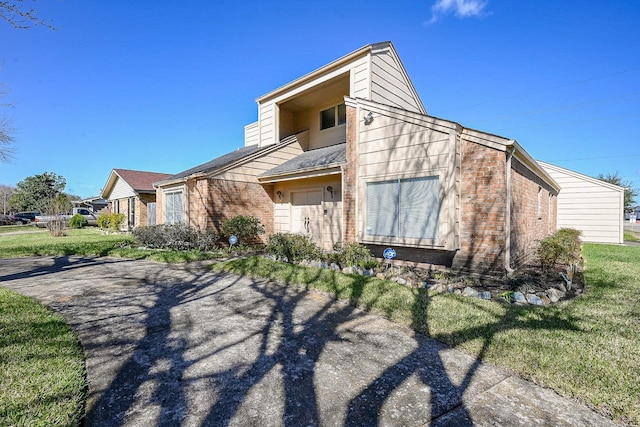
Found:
[0,256,584,426]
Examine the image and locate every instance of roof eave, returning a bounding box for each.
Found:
[258,164,344,183]
[256,42,385,103]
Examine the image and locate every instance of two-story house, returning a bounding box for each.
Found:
[154,41,559,275]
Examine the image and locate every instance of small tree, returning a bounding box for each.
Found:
[10,172,68,213]
[598,172,638,213]
[220,215,265,244]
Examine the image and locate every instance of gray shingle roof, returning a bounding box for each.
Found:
[155,144,263,186]
[260,143,346,178]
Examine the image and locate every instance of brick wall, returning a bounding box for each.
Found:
[155,189,163,225]
[189,178,274,243]
[453,139,508,275]
[343,105,357,243]
[138,193,156,227]
[509,158,557,267]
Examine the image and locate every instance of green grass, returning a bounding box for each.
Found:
[213,244,640,425]
[624,231,640,242]
[0,224,44,234]
[0,288,86,427]
[0,228,226,262]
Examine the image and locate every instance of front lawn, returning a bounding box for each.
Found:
[213,243,640,425]
[0,228,225,262]
[0,288,86,426]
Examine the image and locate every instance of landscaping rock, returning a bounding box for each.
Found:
[363,269,374,277]
[330,263,341,271]
[376,272,387,280]
[463,287,479,297]
[393,277,408,286]
[552,282,567,293]
[526,294,545,306]
[546,288,560,303]
[478,291,492,300]
[537,292,551,305]
[513,292,527,304]
[342,266,357,275]
[309,260,323,269]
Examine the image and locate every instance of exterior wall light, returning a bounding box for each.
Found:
[276,191,283,201]
[326,186,334,198]
[363,111,374,125]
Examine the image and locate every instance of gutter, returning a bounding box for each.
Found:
[504,142,516,276]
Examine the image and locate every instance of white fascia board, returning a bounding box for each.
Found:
[256,43,380,104]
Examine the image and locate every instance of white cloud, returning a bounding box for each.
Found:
[427,0,488,24]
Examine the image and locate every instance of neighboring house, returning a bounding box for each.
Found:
[101,169,172,230]
[73,197,109,214]
[155,41,559,275]
[538,161,624,244]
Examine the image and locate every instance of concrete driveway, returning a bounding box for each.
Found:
[0,256,616,426]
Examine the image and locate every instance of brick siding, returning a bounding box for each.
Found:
[453,139,508,275]
[189,178,274,243]
[343,105,358,243]
[509,158,558,267]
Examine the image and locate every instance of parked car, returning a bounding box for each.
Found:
[34,208,98,228]
[11,211,41,225]
[0,214,16,225]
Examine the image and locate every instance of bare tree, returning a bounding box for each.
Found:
[0,1,55,29]
[1,2,55,162]
[0,82,15,162]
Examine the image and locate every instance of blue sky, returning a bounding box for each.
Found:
[1,0,639,198]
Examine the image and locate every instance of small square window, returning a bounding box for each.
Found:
[320,107,336,130]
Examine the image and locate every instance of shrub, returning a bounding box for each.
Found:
[266,233,321,264]
[329,242,377,268]
[537,227,582,272]
[220,215,265,244]
[68,213,88,229]
[132,224,219,251]
[97,213,125,232]
[46,217,67,237]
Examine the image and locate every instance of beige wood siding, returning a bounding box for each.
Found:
[108,177,136,200]
[272,176,343,250]
[356,108,459,250]
[244,122,259,147]
[370,50,423,113]
[216,142,304,183]
[540,162,623,244]
[352,60,370,99]
[259,103,276,147]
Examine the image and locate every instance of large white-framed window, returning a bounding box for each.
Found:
[320,103,346,130]
[164,190,184,224]
[365,176,440,241]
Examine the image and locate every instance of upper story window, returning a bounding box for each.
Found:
[320,103,346,130]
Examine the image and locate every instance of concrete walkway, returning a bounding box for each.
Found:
[0,256,617,426]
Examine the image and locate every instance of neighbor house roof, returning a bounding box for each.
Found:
[101,169,173,199]
[259,143,347,182]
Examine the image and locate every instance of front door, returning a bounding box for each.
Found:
[291,190,323,246]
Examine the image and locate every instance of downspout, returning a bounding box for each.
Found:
[505,143,516,276]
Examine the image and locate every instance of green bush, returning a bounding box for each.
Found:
[330,242,377,268]
[537,227,582,271]
[220,215,265,244]
[68,213,88,229]
[97,213,125,232]
[266,233,321,264]
[132,224,218,251]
